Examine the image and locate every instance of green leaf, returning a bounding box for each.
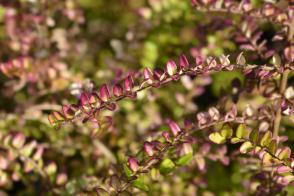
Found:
[249,129,259,145]
[268,140,277,154]
[260,131,272,147]
[220,124,233,138]
[240,141,253,154]
[230,137,244,144]
[123,164,133,178]
[159,159,175,175]
[176,153,193,166]
[132,177,149,192]
[236,124,247,138]
[209,132,226,144]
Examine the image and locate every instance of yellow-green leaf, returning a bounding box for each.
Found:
[220,124,233,138]
[123,164,133,178]
[254,146,262,154]
[262,152,274,166]
[268,140,277,154]
[240,141,253,154]
[249,129,259,145]
[278,147,291,160]
[231,137,244,144]
[209,132,226,144]
[260,131,272,147]
[236,124,247,138]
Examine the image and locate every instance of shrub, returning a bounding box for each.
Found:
[0,0,293,195]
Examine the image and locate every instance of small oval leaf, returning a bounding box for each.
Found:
[209,132,226,144]
[259,131,272,147]
[236,124,247,138]
[240,141,253,154]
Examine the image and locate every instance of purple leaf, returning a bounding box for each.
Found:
[179,54,189,70]
[124,75,134,92]
[88,93,101,106]
[127,157,139,172]
[184,119,193,130]
[143,67,153,81]
[113,84,123,97]
[167,120,181,136]
[125,91,137,99]
[143,142,154,156]
[161,131,170,142]
[80,92,89,106]
[240,44,255,51]
[105,103,116,111]
[165,60,177,76]
[195,55,203,66]
[100,84,111,102]
[153,68,165,81]
[62,104,78,119]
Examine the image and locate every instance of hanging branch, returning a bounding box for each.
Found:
[48,53,289,129]
[95,105,294,195]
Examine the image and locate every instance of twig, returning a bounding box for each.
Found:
[273,70,289,137]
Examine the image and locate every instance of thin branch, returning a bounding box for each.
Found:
[273,70,289,137]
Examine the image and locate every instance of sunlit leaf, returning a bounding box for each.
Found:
[236,124,247,138]
[278,147,291,160]
[259,131,272,147]
[209,132,226,144]
[240,141,253,154]
[231,137,244,144]
[268,140,277,154]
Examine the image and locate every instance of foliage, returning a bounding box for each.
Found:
[0,0,293,195]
